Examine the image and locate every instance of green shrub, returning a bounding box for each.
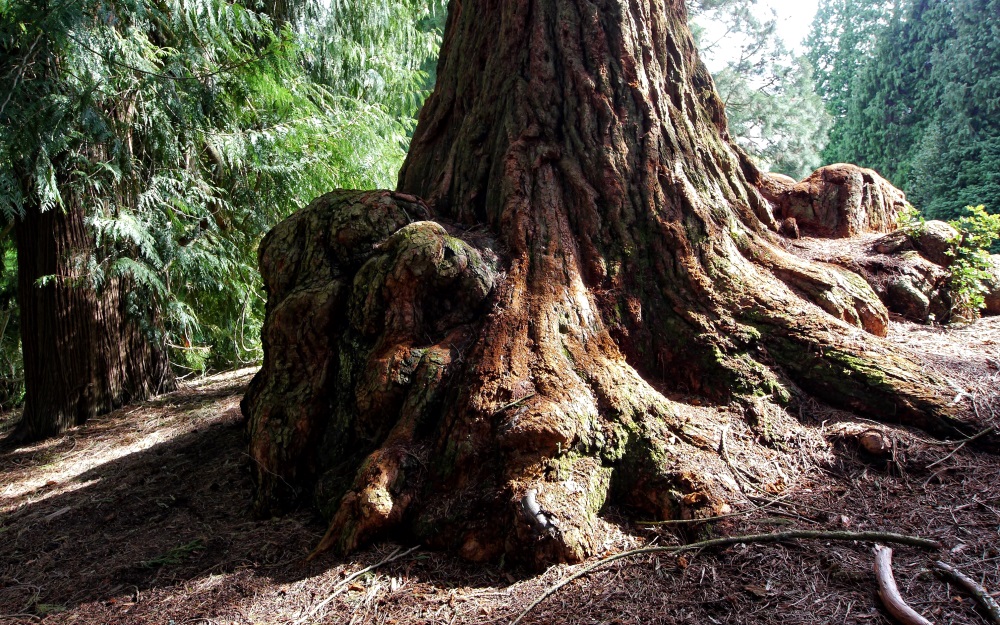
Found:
[895,202,924,231]
[948,205,1000,320]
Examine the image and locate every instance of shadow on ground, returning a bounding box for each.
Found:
[0,367,998,624]
[0,376,516,623]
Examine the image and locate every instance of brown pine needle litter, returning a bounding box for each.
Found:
[512,531,942,625]
[0,318,998,625]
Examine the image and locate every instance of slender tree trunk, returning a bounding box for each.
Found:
[244,0,989,568]
[14,202,174,442]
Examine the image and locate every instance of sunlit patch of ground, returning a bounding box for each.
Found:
[889,317,1000,427]
[0,369,255,507]
[0,325,997,625]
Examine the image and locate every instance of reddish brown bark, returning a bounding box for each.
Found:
[14,203,174,442]
[244,0,987,568]
[758,165,908,238]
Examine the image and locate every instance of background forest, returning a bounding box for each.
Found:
[0,0,998,413]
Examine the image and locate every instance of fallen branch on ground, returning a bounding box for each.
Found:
[293,544,420,625]
[926,426,995,469]
[636,494,791,526]
[932,560,1000,625]
[511,531,940,625]
[874,545,933,625]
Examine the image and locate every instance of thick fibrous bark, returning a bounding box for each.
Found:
[14,203,174,442]
[787,223,959,324]
[759,165,907,238]
[244,0,986,568]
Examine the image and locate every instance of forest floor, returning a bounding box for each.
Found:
[0,318,998,625]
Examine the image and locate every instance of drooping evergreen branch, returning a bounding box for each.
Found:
[0,0,445,377]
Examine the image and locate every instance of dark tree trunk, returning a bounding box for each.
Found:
[244,0,988,568]
[14,202,174,442]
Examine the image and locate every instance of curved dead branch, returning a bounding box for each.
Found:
[874,545,934,625]
[932,560,1000,625]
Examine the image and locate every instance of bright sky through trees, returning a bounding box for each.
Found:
[697,0,819,71]
[769,0,821,50]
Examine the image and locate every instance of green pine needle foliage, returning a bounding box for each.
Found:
[691,0,831,180]
[0,0,444,383]
[948,205,1000,320]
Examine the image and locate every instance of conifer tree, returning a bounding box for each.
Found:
[907,0,1000,218]
[810,0,1000,219]
[833,0,953,183]
[691,0,830,179]
[0,0,441,440]
[713,57,831,179]
[805,0,895,166]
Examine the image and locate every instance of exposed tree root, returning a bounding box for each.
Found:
[242,187,988,568]
[242,0,994,570]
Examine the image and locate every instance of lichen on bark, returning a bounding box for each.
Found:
[243,0,989,569]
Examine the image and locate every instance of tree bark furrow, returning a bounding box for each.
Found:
[244,0,987,568]
[14,202,173,442]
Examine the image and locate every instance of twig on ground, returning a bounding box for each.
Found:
[932,560,1000,625]
[926,425,995,470]
[746,493,841,522]
[293,544,420,625]
[923,464,979,488]
[637,494,790,525]
[718,425,758,493]
[511,530,941,625]
[873,545,934,625]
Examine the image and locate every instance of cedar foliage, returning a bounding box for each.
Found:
[808,0,1000,221]
[805,0,894,155]
[0,0,442,393]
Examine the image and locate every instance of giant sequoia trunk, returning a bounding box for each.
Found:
[14,203,174,442]
[244,0,985,567]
